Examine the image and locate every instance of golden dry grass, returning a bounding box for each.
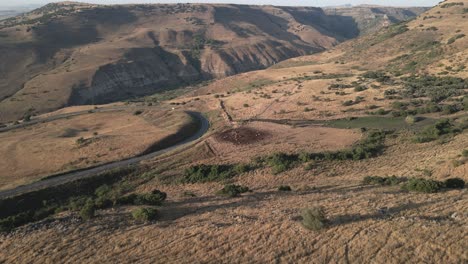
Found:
[0,107,191,190]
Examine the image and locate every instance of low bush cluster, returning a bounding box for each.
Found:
[117,190,167,206]
[132,207,158,222]
[363,176,465,193]
[401,178,444,193]
[413,119,461,143]
[401,75,467,102]
[255,131,386,174]
[182,164,252,183]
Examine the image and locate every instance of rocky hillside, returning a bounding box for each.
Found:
[0,2,426,122]
[323,5,430,35]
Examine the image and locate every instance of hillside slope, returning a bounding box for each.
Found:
[0,2,425,122]
[323,5,430,35]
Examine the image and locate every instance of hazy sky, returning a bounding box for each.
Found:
[0,0,440,7]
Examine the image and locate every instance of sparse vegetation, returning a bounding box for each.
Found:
[182,164,252,183]
[401,76,467,102]
[132,207,158,222]
[413,119,460,143]
[447,34,466,45]
[79,200,96,220]
[401,178,443,193]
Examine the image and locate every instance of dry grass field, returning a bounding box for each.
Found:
[0,107,192,190]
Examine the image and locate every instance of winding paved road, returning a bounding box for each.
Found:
[0,111,209,199]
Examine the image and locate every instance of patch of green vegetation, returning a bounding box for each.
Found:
[235,79,276,93]
[413,119,462,143]
[132,207,158,222]
[371,23,409,45]
[0,166,161,232]
[79,199,96,220]
[354,85,368,92]
[462,149,468,157]
[362,71,392,83]
[256,130,387,174]
[182,164,252,183]
[364,176,465,193]
[401,178,443,193]
[301,207,327,231]
[400,75,467,102]
[117,190,167,206]
[263,153,298,174]
[216,184,249,197]
[447,34,466,44]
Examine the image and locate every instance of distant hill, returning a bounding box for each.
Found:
[323,5,430,35]
[330,0,467,75]
[0,2,427,122]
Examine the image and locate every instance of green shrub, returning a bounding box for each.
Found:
[80,200,96,220]
[354,85,367,92]
[442,105,458,115]
[462,149,468,157]
[401,76,466,102]
[278,185,292,192]
[182,164,239,183]
[216,184,249,197]
[447,34,465,44]
[266,153,297,174]
[118,190,167,206]
[413,119,458,143]
[463,96,468,110]
[301,207,327,231]
[363,71,392,83]
[134,190,167,206]
[401,178,443,193]
[132,207,158,222]
[444,178,465,189]
[95,184,112,198]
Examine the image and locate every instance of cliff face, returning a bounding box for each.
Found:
[0,3,426,121]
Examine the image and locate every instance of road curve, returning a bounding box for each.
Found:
[0,111,209,199]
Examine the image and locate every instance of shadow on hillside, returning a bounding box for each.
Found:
[157,184,393,224]
[328,201,435,227]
